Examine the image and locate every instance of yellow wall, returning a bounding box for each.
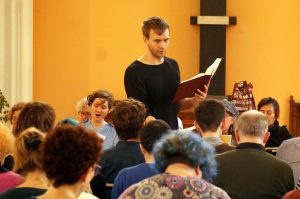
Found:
[34,0,300,128]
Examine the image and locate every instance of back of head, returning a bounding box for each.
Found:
[0,123,14,162]
[153,130,216,182]
[43,125,102,188]
[140,119,171,153]
[14,127,45,174]
[87,90,114,109]
[142,16,169,39]
[194,99,225,132]
[257,97,280,120]
[236,110,268,138]
[112,98,146,140]
[222,99,239,118]
[13,102,56,137]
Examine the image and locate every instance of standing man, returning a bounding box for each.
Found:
[124,16,207,129]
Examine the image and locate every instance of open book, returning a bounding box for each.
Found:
[172,58,222,103]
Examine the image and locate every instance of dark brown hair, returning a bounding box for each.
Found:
[43,125,102,187]
[13,102,56,137]
[142,16,169,39]
[112,98,146,140]
[194,99,225,132]
[87,90,114,109]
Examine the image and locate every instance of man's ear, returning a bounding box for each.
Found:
[195,166,202,178]
[262,132,270,146]
[194,121,204,137]
[220,119,225,131]
[80,167,93,183]
[139,144,147,155]
[235,130,241,144]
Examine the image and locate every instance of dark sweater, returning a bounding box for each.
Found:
[266,120,292,147]
[124,57,180,129]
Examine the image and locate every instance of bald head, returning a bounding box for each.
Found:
[236,110,268,138]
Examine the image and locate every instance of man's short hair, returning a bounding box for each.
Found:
[142,16,169,39]
[112,98,147,140]
[140,119,171,153]
[257,97,280,120]
[194,99,225,132]
[236,110,268,138]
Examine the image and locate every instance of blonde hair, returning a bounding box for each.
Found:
[13,127,45,175]
[0,123,14,163]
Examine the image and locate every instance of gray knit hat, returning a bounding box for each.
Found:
[222,99,239,117]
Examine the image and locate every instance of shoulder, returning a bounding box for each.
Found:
[164,57,178,65]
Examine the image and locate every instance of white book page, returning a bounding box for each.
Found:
[181,58,222,83]
[205,58,222,76]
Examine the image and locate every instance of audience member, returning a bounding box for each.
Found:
[0,128,47,198]
[277,137,300,186]
[213,110,294,199]
[112,119,171,199]
[222,99,239,145]
[12,102,55,138]
[0,123,23,192]
[100,98,146,198]
[8,102,26,130]
[32,125,102,199]
[258,97,292,147]
[194,99,235,153]
[83,90,118,150]
[76,97,91,123]
[120,131,230,198]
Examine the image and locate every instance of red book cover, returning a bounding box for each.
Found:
[172,58,222,103]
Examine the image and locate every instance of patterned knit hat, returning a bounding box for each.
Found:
[222,99,239,117]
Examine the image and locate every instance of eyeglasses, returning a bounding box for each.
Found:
[79,111,91,117]
[93,164,102,176]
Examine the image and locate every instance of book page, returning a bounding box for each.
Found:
[205,58,222,76]
[181,58,222,83]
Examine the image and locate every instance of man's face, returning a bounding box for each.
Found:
[145,29,170,59]
[259,104,276,126]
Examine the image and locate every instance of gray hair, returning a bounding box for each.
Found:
[75,98,88,113]
[236,110,268,138]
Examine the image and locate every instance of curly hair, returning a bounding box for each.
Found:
[257,97,280,120]
[140,119,170,152]
[13,127,45,174]
[142,16,170,39]
[112,98,146,140]
[194,99,225,132]
[13,102,56,137]
[87,90,114,109]
[0,123,14,162]
[43,125,102,188]
[153,130,217,182]
[75,98,88,113]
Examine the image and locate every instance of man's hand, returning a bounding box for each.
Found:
[194,84,208,103]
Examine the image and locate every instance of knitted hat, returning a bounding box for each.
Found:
[222,99,239,117]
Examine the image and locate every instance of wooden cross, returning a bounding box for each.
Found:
[190,0,236,96]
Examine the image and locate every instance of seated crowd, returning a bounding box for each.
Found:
[0,91,299,199]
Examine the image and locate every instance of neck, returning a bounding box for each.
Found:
[143,152,155,163]
[124,138,140,142]
[202,130,220,138]
[38,183,83,199]
[238,137,265,146]
[138,52,164,65]
[18,169,48,189]
[165,163,200,177]
[91,119,106,130]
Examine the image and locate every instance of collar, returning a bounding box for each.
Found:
[236,142,265,151]
[204,137,223,146]
[0,166,8,173]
